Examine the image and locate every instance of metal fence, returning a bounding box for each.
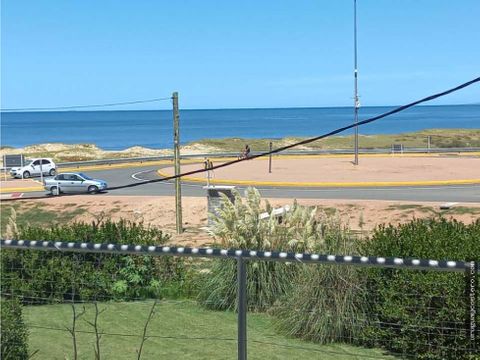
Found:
[1,239,478,359]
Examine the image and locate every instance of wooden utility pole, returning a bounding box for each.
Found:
[172,92,183,234]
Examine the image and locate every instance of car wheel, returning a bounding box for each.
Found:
[23,171,30,179]
[49,168,56,176]
[88,185,99,194]
[50,186,60,196]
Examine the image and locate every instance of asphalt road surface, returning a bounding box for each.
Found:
[10,164,480,202]
[72,164,480,203]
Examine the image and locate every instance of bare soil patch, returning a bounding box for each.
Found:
[5,195,479,246]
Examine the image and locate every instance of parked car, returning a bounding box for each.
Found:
[44,173,108,195]
[10,158,56,179]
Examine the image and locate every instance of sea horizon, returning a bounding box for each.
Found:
[2,104,479,150]
[1,103,478,114]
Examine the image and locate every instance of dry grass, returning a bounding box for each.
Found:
[1,129,478,164]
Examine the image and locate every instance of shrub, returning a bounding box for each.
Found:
[198,259,298,311]
[361,218,480,359]
[198,188,326,311]
[198,188,360,311]
[1,219,192,303]
[274,216,367,344]
[209,188,322,251]
[1,298,29,360]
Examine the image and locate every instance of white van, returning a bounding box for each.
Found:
[10,158,57,179]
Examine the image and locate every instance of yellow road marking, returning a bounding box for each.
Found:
[0,187,44,193]
[157,169,480,188]
[2,152,478,192]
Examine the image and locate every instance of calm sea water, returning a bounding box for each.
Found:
[1,105,479,150]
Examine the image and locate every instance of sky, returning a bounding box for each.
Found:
[1,0,479,110]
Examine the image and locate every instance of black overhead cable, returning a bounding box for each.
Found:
[0,97,172,112]
[2,75,479,201]
[107,76,480,191]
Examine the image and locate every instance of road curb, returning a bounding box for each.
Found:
[49,152,480,173]
[157,169,480,188]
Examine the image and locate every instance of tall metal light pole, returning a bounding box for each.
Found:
[353,0,360,165]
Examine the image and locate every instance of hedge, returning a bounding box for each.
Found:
[1,297,29,360]
[1,220,191,303]
[361,218,480,359]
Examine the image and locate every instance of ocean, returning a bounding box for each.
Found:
[1,105,479,150]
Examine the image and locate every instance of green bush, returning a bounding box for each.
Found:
[198,188,324,311]
[274,264,367,344]
[1,298,29,360]
[274,218,366,345]
[198,259,298,311]
[1,220,193,303]
[361,218,480,359]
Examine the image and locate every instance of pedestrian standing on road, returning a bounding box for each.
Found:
[204,157,214,186]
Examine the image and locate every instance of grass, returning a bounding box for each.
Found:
[23,300,396,360]
[0,203,86,236]
[386,204,424,210]
[386,204,480,216]
[195,129,480,152]
[317,206,338,216]
[441,206,480,215]
[2,129,479,163]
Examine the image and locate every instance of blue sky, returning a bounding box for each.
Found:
[1,0,479,110]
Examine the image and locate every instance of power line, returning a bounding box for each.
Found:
[2,76,479,201]
[0,97,172,112]
[107,76,480,191]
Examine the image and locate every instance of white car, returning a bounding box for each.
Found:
[10,158,57,179]
[44,173,108,194]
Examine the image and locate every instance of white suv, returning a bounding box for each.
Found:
[10,158,57,179]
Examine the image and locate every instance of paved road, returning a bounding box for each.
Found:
[9,164,479,202]
[77,165,480,203]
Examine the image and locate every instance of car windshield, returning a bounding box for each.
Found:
[24,160,32,166]
[79,173,93,180]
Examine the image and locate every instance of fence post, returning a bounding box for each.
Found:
[237,256,247,360]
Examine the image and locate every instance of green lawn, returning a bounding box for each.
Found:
[24,300,395,359]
